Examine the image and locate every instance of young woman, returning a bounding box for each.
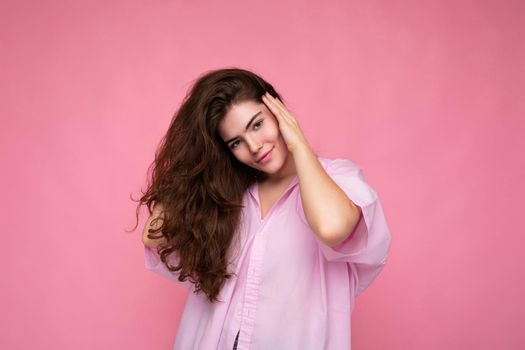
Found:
[136,67,392,349]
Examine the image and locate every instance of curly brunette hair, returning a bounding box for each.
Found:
[132,67,286,303]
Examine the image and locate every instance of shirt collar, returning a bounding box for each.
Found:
[248,175,299,206]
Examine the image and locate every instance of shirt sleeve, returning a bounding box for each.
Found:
[144,244,193,289]
[297,158,392,295]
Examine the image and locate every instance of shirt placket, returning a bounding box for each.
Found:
[235,218,268,350]
[235,178,298,350]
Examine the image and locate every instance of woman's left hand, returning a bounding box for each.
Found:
[261,91,309,153]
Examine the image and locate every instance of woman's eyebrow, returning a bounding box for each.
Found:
[224,111,262,144]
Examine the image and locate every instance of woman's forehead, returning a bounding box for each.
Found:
[219,101,266,136]
[227,100,263,119]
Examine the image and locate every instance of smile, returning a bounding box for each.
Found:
[257,148,274,163]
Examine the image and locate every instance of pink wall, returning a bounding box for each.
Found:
[2,0,523,349]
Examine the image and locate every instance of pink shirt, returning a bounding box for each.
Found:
[144,157,392,349]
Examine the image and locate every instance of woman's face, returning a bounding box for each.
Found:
[218,99,289,176]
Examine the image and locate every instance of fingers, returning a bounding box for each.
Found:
[269,94,286,110]
[261,93,282,119]
[262,92,293,122]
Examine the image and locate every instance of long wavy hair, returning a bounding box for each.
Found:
[131,67,286,303]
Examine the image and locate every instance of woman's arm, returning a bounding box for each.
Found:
[142,203,168,249]
[293,145,362,247]
[260,92,361,247]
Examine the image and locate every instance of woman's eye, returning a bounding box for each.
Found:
[230,120,263,150]
[230,140,240,149]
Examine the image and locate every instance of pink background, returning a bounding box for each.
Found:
[2,0,524,349]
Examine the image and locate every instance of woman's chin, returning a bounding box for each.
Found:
[258,162,287,178]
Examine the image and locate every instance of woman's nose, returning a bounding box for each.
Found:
[246,137,262,153]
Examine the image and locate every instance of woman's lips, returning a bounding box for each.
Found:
[257,148,273,163]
